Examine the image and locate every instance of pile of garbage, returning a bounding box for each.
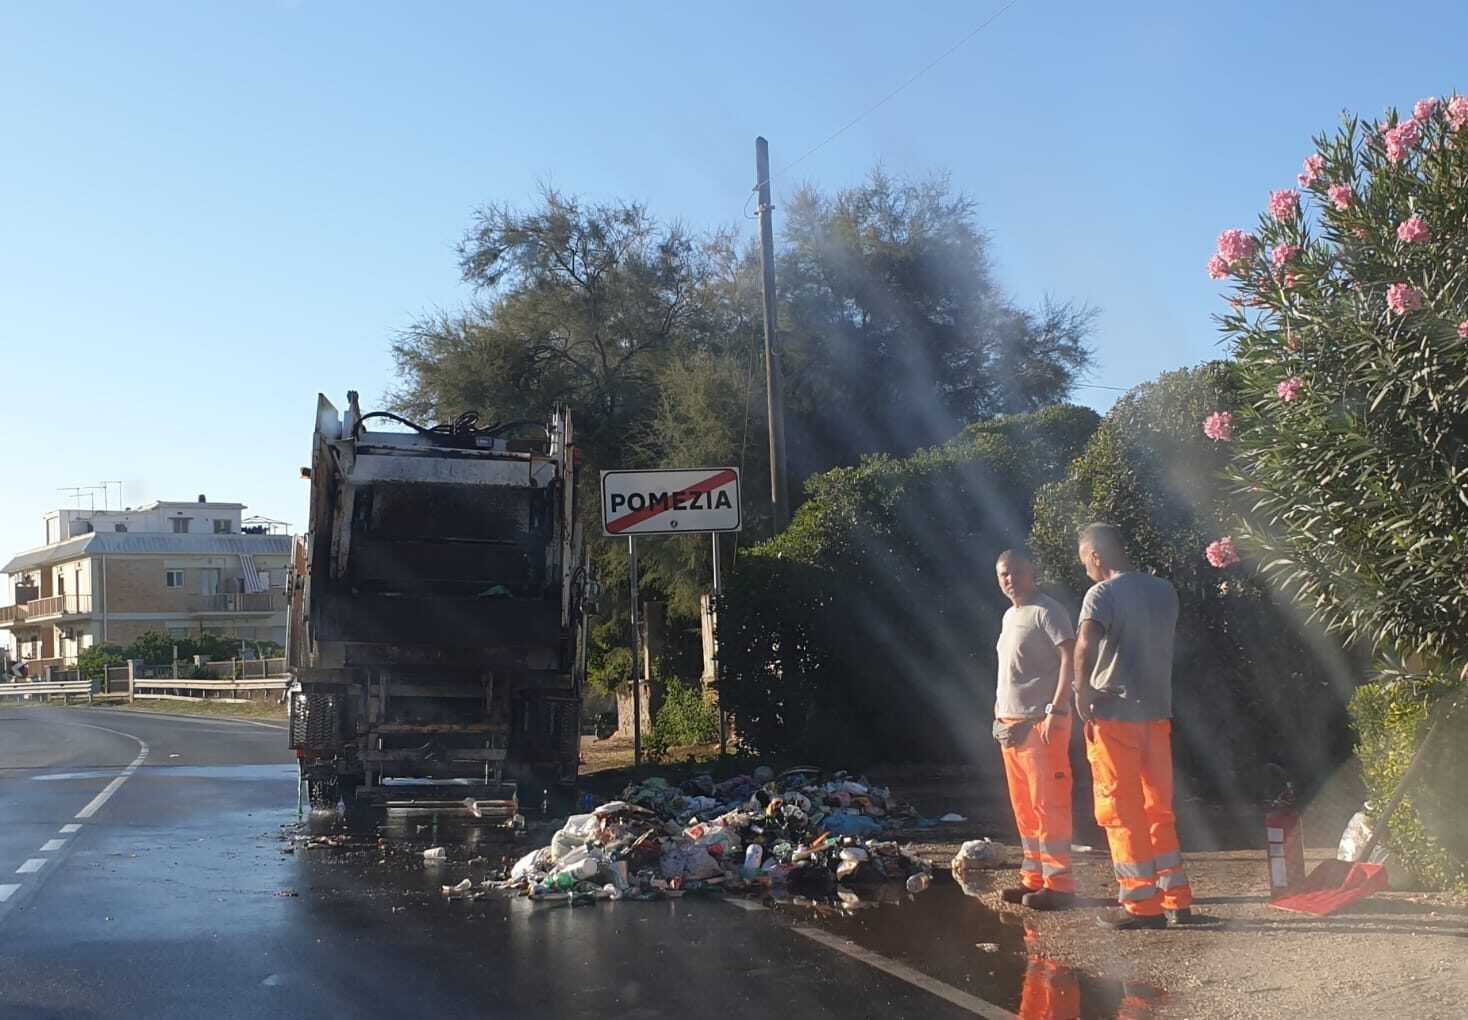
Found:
[492,767,935,905]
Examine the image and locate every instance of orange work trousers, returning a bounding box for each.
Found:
[1000,715,1074,893]
[1084,719,1192,916]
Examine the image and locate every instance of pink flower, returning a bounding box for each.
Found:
[1386,282,1424,314]
[1269,189,1300,221]
[1283,273,1299,290]
[1272,243,1300,268]
[1203,411,1234,442]
[1206,537,1241,569]
[1277,377,1304,402]
[1449,96,1468,131]
[1328,184,1354,211]
[1298,154,1326,187]
[1413,97,1439,123]
[1217,228,1256,264]
[1383,119,1421,163]
[1206,254,1230,280]
[1457,321,1468,339]
[1397,217,1431,244]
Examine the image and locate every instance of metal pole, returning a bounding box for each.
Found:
[629,535,641,767]
[755,137,790,532]
[712,532,726,757]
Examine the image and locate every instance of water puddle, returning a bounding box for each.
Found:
[765,873,1165,1019]
[133,764,299,781]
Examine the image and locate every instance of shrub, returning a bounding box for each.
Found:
[648,675,719,760]
[1030,364,1363,800]
[1349,673,1467,891]
[1208,95,1468,882]
[717,405,1099,763]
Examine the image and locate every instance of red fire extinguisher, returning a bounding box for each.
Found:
[1266,784,1306,899]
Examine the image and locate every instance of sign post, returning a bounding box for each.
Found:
[601,468,742,766]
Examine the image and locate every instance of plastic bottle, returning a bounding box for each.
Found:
[742,843,764,879]
[906,873,931,893]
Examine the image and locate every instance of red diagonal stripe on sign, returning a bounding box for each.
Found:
[607,470,738,534]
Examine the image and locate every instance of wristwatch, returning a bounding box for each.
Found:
[1044,703,1068,717]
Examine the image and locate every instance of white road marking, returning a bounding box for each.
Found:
[16,859,46,874]
[0,885,19,902]
[59,824,81,834]
[74,737,149,820]
[39,839,66,852]
[791,925,1019,1020]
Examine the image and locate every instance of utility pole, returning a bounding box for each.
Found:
[755,137,790,532]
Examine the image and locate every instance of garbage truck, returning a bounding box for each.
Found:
[286,391,587,826]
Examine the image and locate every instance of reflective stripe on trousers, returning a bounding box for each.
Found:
[1000,715,1074,893]
[1084,718,1193,915]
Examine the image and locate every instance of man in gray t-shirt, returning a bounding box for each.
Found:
[1073,522,1193,930]
[992,548,1076,910]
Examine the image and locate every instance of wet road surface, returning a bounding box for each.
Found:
[0,707,1151,1020]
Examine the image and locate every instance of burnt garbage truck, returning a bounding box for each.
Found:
[287,392,587,826]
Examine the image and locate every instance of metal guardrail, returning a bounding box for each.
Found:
[131,676,288,704]
[0,679,97,703]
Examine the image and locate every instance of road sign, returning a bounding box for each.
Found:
[601,468,741,536]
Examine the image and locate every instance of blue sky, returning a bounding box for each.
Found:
[3,0,1464,562]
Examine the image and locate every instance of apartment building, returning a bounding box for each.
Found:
[0,496,291,669]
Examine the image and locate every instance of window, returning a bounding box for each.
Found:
[171,517,191,533]
[114,523,128,532]
[166,570,185,588]
[201,568,221,596]
[168,627,189,639]
[213,519,232,534]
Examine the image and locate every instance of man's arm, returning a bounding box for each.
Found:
[1073,619,1103,721]
[1038,638,1076,744]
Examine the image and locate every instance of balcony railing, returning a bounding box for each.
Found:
[191,592,286,614]
[19,595,92,620]
[0,604,23,626]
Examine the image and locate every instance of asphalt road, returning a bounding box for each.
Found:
[0,707,1145,1020]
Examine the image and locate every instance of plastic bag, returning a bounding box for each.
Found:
[821,813,882,838]
[951,838,1008,870]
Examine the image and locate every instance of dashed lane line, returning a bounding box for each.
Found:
[0,885,18,902]
[59,824,81,834]
[16,859,45,874]
[39,839,66,852]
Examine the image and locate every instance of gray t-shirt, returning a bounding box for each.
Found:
[1078,571,1179,722]
[995,593,1075,719]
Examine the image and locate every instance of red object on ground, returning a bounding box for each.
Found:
[1269,859,1389,916]
[1265,805,1306,899]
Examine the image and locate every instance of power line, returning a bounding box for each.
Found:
[751,0,1025,197]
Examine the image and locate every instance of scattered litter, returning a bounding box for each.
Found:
[441,878,474,897]
[975,943,1000,953]
[938,813,967,823]
[276,889,299,897]
[485,768,934,909]
[951,838,1008,870]
[422,847,446,861]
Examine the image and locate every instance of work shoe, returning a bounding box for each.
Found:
[1021,888,1076,911]
[999,886,1033,904]
[1098,910,1167,931]
[1165,907,1200,926]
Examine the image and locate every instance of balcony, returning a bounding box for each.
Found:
[190,592,286,615]
[12,595,92,623]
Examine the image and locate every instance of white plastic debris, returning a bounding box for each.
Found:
[938,813,967,823]
[951,838,1007,870]
[441,878,473,896]
[422,847,446,861]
